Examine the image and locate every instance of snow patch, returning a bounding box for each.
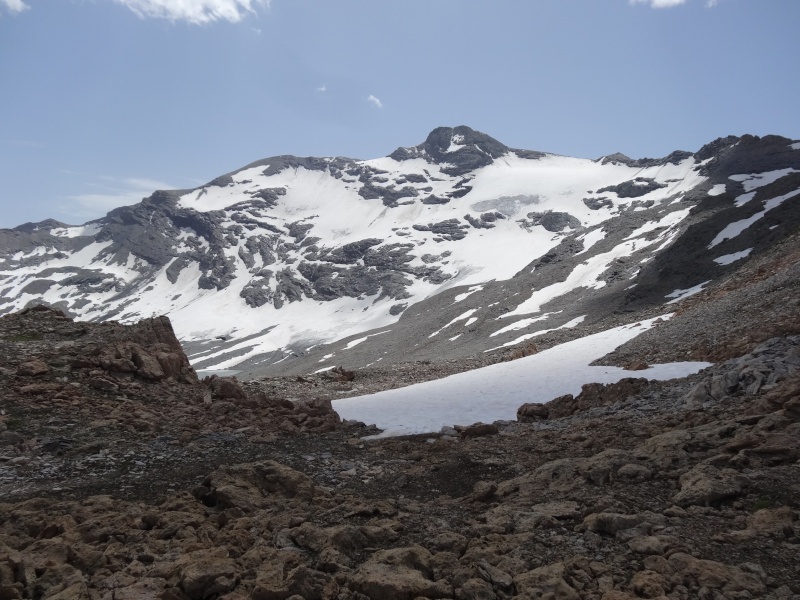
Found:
[50,223,102,238]
[486,315,586,351]
[714,248,752,265]
[575,229,606,255]
[453,285,485,303]
[429,309,480,338]
[342,330,390,350]
[333,316,709,437]
[729,168,799,192]
[734,192,756,207]
[490,312,560,337]
[709,188,800,248]
[665,281,710,304]
[707,184,726,197]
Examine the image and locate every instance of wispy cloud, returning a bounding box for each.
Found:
[61,176,174,222]
[629,0,686,7]
[1,139,44,149]
[113,0,270,24]
[0,0,29,14]
[316,84,327,93]
[367,94,383,109]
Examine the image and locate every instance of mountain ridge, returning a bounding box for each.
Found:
[1,127,799,376]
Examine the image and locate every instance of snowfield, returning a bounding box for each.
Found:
[333,316,710,437]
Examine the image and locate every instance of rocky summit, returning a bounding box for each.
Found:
[1,128,800,599]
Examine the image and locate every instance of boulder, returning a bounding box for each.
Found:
[348,547,452,600]
[517,403,549,422]
[672,464,745,507]
[194,461,317,512]
[17,360,49,376]
[513,562,579,600]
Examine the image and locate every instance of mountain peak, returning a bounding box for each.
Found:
[389,125,510,176]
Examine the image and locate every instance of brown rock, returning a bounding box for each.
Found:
[43,583,89,600]
[18,383,62,395]
[17,359,49,376]
[517,402,549,422]
[195,460,317,512]
[672,464,745,507]
[457,578,496,600]
[132,348,166,380]
[428,531,468,556]
[348,562,451,600]
[175,549,237,599]
[513,562,579,600]
[629,570,666,598]
[666,552,766,595]
[627,535,673,555]
[582,513,647,536]
[460,423,499,438]
[469,481,498,501]
[207,376,246,400]
[623,362,650,371]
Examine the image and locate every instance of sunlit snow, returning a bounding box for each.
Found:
[707,184,726,197]
[729,168,799,192]
[333,317,710,437]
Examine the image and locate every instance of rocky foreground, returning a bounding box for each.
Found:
[1,307,800,600]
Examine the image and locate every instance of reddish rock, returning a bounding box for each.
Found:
[17,360,49,377]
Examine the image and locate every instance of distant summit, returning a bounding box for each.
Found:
[389,125,514,176]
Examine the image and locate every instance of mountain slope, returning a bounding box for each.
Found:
[1,127,799,373]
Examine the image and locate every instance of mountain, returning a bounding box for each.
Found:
[1,126,799,374]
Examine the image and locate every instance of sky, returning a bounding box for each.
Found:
[1,0,798,229]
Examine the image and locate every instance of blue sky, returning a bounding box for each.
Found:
[1,0,798,228]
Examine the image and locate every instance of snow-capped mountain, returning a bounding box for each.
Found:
[1,127,799,373]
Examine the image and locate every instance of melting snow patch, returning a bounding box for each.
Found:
[319,353,335,363]
[490,312,560,337]
[50,223,102,238]
[314,366,337,374]
[708,184,726,197]
[575,229,606,255]
[453,285,485,303]
[429,309,480,338]
[333,316,709,437]
[486,315,586,351]
[729,168,799,192]
[665,281,711,304]
[342,330,390,350]
[714,248,752,266]
[709,188,800,248]
[734,192,756,207]
[791,142,800,150]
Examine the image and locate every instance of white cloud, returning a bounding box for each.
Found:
[0,0,30,14]
[62,176,174,222]
[113,0,270,24]
[367,94,383,109]
[316,85,327,93]
[629,0,686,7]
